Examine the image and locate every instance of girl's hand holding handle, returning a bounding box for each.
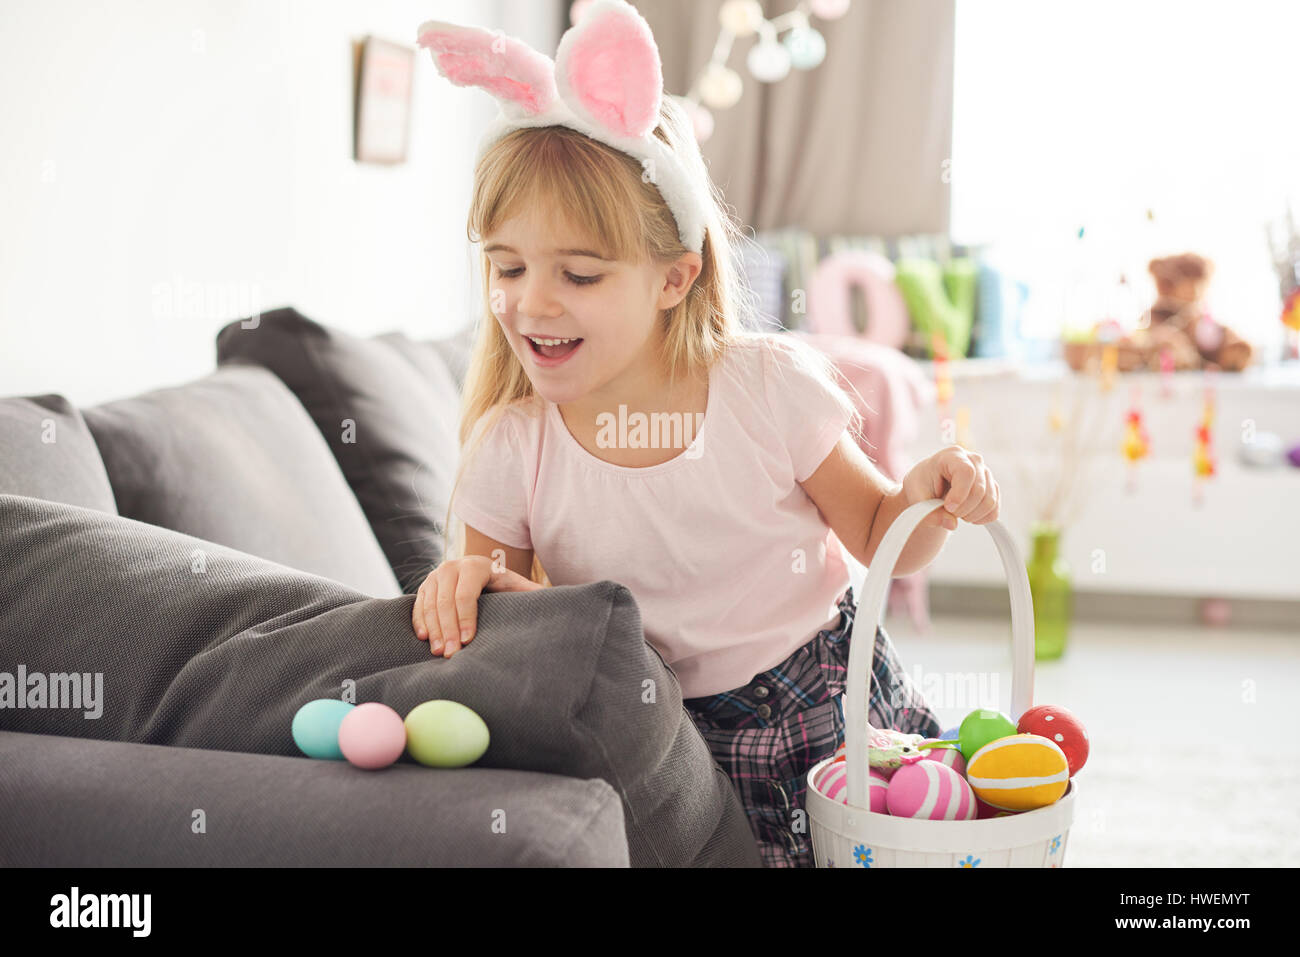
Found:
[901,444,1001,532]
[412,556,546,657]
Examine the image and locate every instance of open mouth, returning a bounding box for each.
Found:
[525,335,584,361]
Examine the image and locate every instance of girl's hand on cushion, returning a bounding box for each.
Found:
[412,556,545,657]
[901,445,1000,531]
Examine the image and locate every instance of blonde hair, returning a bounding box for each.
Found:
[443,96,865,583]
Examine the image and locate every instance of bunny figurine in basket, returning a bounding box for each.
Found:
[827,727,959,772]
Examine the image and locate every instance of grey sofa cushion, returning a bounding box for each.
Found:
[0,394,117,513]
[80,363,401,598]
[426,321,476,391]
[215,307,461,594]
[374,330,464,455]
[0,494,760,867]
[0,731,629,866]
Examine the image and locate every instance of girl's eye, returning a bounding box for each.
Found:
[493,266,601,286]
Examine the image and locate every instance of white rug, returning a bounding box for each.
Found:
[878,612,1300,867]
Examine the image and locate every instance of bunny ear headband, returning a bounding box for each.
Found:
[416,0,708,253]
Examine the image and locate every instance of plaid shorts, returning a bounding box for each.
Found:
[682,585,942,868]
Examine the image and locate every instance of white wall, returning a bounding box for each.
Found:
[0,0,562,407]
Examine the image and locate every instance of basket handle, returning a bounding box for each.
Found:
[844,497,1036,809]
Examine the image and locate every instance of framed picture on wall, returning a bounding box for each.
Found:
[353,36,414,165]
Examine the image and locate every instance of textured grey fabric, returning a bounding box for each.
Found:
[0,495,761,867]
[80,363,401,599]
[0,731,629,866]
[214,307,460,594]
[0,394,117,513]
[373,330,464,453]
[424,322,476,392]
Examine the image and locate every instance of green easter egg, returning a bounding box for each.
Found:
[404,700,490,768]
[958,708,1018,763]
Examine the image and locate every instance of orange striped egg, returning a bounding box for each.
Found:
[966,733,1069,811]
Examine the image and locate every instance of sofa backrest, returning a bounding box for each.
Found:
[215,307,473,593]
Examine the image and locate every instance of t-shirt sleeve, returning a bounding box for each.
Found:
[759,336,858,483]
[450,409,533,550]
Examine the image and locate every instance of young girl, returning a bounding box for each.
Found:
[412,2,1001,868]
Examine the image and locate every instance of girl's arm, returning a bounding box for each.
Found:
[801,434,998,579]
[464,524,536,579]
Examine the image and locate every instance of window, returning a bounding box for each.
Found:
[951,0,1300,357]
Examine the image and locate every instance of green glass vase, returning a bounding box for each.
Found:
[1026,522,1072,660]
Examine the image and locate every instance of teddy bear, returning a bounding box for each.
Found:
[1138,252,1253,371]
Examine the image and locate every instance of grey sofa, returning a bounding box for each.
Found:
[0,307,761,868]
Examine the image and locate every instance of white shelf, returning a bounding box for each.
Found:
[899,363,1300,601]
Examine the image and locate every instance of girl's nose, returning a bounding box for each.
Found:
[517,274,563,319]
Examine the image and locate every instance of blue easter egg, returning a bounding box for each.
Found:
[292,699,355,759]
[941,726,960,740]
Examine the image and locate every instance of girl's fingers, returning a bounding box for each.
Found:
[412,589,428,640]
[435,571,463,657]
[965,478,1001,524]
[926,504,957,531]
[454,566,487,646]
[487,569,545,592]
[422,577,445,653]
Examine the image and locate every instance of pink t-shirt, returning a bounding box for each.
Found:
[451,332,858,699]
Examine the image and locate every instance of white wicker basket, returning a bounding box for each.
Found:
[806,498,1077,868]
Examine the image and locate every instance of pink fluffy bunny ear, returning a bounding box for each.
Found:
[555,0,663,139]
[416,20,557,119]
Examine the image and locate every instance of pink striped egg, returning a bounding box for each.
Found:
[885,760,977,820]
[814,761,890,812]
[920,740,966,776]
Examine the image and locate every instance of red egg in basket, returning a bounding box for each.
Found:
[1017,705,1089,776]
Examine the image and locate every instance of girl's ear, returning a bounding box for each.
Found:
[555,0,663,140]
[417,20,558,119]
[657,252,703,310]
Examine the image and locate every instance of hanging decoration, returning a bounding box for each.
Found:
[955,406,974,450]
[932,329,955,444]
[1158,345,1175,398]
[1283,286,1300,359]
[569,0,853,144]
[1048,385,1066,434]
[1192,372,1217,506]
[1099,342,1119,392]
[1267,202,1300,359]
[1121,384,1150,493]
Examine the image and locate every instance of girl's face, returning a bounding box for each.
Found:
[483,205,701,406]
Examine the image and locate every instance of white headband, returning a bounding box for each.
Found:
[417,0,709,253]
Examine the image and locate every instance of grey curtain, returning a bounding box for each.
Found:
[635,0,954,236]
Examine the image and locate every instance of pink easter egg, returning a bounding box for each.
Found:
[338,702,407,770]
[885,761,977,820]
[814,761,890,812]
[920,739,966,776]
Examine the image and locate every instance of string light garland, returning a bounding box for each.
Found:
[567,0,851,143]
